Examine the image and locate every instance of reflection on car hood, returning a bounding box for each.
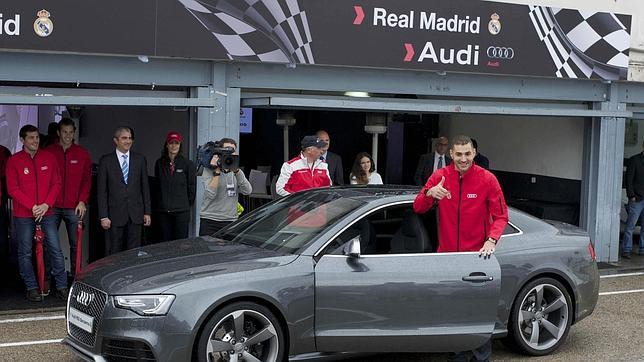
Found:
[77,237,297,294]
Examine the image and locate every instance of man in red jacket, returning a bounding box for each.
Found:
[47,118,92,276]
[413,134,507,362]
[6,125,68,302]
[276,135,332,196]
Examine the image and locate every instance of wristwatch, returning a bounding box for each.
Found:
[487,237,497,245]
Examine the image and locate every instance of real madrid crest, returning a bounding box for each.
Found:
[24,167,29,175]
[488,13,501,35]
[33,9,53,37]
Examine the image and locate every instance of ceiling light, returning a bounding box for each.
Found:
[344,91,370,98]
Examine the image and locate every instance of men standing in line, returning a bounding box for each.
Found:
[623,140,644,259]
[97,126,151,256]
[316,130,344,185]
[47,118,92,276]
[276,135,332,196]
[6,125,68,302]
[414,136,451,186]
[199,138,251,236]
[413,135,508,362]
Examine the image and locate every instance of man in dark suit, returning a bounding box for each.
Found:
[317,130,344,185]
[414,136,451,186]
[471,138,490,170]
[97,126,151,255]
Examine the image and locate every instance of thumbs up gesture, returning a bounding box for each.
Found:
[426,176,451,200]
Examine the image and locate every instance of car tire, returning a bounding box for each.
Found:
[505,277,572,356]
[197,301,286,362]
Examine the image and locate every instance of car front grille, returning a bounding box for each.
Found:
[102,338,157,361]
[67,282,108,347]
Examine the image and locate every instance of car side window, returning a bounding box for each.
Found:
[323,204,433,255]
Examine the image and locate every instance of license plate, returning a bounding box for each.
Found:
[68,307,94,333]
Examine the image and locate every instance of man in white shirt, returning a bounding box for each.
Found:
[414,136,451,186]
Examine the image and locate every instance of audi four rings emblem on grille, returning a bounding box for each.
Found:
[487,46,515,59]
[76,290,95,307]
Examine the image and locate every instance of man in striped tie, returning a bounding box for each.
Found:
[97,126,151,256]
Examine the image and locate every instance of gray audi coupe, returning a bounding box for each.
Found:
[63,186,599,361]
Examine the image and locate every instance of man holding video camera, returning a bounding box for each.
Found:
[198,138,252,236]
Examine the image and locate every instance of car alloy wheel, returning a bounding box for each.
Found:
[198,302,285,362]
[508,277,572,356]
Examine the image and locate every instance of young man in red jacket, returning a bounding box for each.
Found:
[413,134,508,362]
[46,118,92,276]
[6,125,68,302]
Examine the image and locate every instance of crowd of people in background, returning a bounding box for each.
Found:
[0,119,501,303]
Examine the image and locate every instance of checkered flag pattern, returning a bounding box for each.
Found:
[528,6,630,80]
[178,0,314,64]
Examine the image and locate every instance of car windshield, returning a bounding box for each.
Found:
[216,191,365,254]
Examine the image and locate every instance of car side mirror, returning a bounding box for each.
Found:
[344,236,361,258]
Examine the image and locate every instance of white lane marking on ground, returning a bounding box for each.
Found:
[599,289,644,296]
[0,315,65,324]
[0,339,63,348]
[600,271,644,279]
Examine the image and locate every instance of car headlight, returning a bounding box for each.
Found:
[113,295,175,316]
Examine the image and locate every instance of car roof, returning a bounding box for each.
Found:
[311,185,421,201]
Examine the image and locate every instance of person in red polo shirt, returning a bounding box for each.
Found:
[46,118,92,277]
[6,125,68,302]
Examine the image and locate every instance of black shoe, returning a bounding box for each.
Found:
[55,288,69,300]
[622,253,631,259]
[27,289,43,302]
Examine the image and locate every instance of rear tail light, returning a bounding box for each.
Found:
[588,241,597,261]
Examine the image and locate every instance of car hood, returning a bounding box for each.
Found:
[76,237,298,294]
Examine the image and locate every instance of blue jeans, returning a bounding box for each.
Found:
[53,208,79,275]
[14,216,67,291]
[623,199,644,254]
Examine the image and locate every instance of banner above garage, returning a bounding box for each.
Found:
[0,0,632,80]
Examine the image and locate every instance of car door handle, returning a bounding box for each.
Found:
[462,274,494,283]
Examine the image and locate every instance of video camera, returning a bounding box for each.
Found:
[196,141,240,174]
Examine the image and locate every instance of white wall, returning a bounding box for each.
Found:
[493,0,644,81]
[440,114,585,180]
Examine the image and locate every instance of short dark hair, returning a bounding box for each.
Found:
[471,138,479,150]
[19,125,39,139]
[59,118,76,130]
[220,138,237,148]
[451,135,473,148]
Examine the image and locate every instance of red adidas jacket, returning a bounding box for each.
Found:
[6,149,62,218]
[413,163,508,252]
[46,143,92,208]
[276,153,331,196]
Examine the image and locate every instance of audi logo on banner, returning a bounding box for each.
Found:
[487,46,515,59]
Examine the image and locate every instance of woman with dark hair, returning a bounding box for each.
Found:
[154,131,196,241]
[350,152,383,185]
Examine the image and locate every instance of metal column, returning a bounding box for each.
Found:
[582,83,626,262]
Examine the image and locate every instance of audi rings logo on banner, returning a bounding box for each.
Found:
[487,46,515,59]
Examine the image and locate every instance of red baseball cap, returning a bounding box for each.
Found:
[166,131,183,143]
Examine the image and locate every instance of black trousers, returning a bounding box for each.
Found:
[105,220,142,256]
[158,211,190,242]
[199,218,231,237]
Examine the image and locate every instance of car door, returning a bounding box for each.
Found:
[314,203,501,353]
